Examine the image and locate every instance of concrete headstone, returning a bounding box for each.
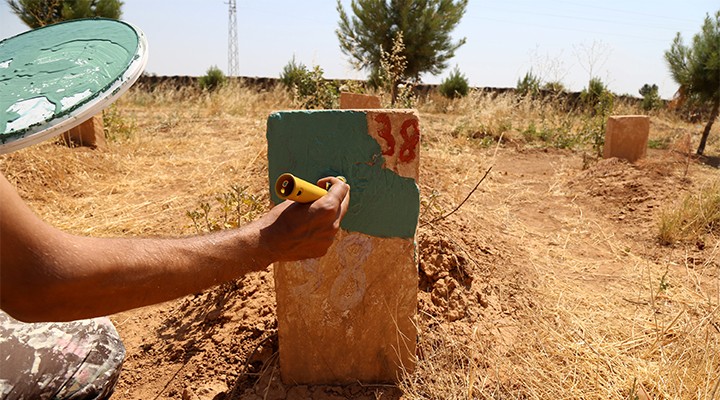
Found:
[62,115,106,150]
[267,109,420,384]
[339,92,382,109]
[603,115,650,162]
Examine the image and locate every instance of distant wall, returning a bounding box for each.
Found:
[136,75,279,91]
[135,75,645,107]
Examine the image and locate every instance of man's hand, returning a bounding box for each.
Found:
[259,176,350,262]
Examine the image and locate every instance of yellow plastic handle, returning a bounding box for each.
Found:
[275,173,327,203]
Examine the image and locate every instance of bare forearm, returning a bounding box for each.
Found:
[1,217,276,322]
[13,225,272,322]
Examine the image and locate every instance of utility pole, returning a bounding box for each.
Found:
[227,0,239,76]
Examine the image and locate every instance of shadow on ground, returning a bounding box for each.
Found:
[699,154,720,168]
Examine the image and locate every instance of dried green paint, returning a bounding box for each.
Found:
[0,19,139,140]
[267,110,420,239]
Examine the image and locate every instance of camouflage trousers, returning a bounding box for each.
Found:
[0,310,125,400]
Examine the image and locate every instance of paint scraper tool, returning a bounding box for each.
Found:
[275,173,346,203]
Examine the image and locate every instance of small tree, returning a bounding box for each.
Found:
[665,11,720,155]
[516,71,541,96]
[639,84,663,111]
[581,77,614,156]
[199,66,226,91]
[336,0,468,100]
[280,56,308,90]
[7,0,123,28]
[542,81,566,93]
[279,59,338,110]
[377,31,416,106]
[439,66,469,99]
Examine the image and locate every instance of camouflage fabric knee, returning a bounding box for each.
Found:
[0,310,125,400]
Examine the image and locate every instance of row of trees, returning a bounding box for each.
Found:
[7,1,718,154]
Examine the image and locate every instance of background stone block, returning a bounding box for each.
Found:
[62,115,106,150]
[603,115,650,162]
[267,109,419,384]
[339,92,382,109]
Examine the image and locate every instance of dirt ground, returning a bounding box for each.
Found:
[111,148,717,400]
[1,90,718,399]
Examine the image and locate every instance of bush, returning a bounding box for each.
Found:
[439,67,469,99]
[639,83,663,111]
[199,66,226,91]
[581,77,612,108]
[297,65,339,109]
[280,56,307,89]
[279,58,338,109]
[580,77,615,155]
[516,71,541,96]
[102,103,135,142]
[522,120,578,149]
[187,186,265,233]
[581,77,614,118]
[542,81,566,93]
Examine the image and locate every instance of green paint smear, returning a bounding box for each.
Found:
[267,110,420,239]
[0,18,139,140]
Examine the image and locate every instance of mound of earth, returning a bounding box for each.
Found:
[569,155,691,225]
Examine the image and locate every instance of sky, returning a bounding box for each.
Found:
[1,1,717,99]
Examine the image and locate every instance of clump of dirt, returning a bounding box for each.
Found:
[418,233,474,322]
[117,268,407,400]
[417,212,537,324]
[569,157,691,225]
[115,270,278,399]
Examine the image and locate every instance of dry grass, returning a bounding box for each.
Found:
[1,82,718,400]
[405,188,719,399]
[417,90,719,158]
[507,247,720,399]
[659,182,720,246]
[404,91,719,399]
[0,81,293,237]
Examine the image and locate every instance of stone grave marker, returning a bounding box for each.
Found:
[62,115,106,150]
[603,115,650,162]
[339,92,382,109]
[267,109,420,384]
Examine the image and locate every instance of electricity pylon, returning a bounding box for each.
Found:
[227,0,239,76]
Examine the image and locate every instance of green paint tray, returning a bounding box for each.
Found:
[0,18,148,154]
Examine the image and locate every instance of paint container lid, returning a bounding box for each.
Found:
[0,18,148,154]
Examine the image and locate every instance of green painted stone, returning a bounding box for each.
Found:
[0,18,146,151]
[267,110,420,239]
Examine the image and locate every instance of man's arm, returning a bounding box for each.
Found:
[0,173,349,322]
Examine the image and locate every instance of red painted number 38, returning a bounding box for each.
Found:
[374,114,419,163]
